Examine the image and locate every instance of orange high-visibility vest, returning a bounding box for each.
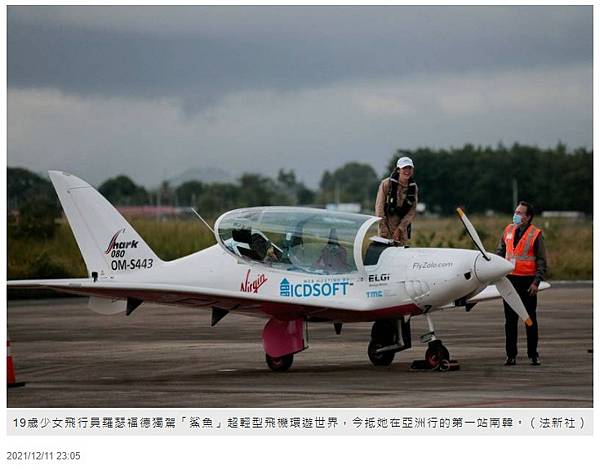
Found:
[503,223,541,276]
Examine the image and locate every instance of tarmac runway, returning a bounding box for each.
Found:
[7,285,593,408]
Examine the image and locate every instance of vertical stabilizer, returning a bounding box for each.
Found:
[48,171,163,278]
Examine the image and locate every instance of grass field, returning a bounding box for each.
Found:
[7,215,592,281]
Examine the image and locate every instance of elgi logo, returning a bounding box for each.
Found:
[368,273,390,282]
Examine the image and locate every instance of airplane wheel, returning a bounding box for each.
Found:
[371,320,397,344]
[425,343,449,368]
[368,341,395,366]
[266,353,294,372]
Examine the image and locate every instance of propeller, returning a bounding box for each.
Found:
[495,277,533,326]
[456,208,532,326]
[456,208,490,260]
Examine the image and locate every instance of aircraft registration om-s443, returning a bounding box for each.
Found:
[8,171,549,372]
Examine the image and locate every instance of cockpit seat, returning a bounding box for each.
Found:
[364,241,392,266]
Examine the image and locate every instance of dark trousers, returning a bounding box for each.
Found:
[503,275,538,359]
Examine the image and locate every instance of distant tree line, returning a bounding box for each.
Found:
[92,169,319,217]
[7,143,593,237]
[390,143,593,215]
[7,168,61,238]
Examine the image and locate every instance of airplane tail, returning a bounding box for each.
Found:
[48,171,163,279]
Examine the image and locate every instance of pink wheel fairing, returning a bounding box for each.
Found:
[262,318,305,358]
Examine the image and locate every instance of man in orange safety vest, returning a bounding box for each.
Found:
[496,201,547,366]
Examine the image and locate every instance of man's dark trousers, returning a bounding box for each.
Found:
[503,275,538,359]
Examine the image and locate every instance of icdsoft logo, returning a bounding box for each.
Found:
[280,278,350,298]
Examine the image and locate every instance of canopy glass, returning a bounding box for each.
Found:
[214,207,381,274]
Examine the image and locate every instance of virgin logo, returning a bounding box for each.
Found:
[241,269,267,293]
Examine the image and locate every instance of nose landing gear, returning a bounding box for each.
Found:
[424,340,450,368]
[411,312,459,371]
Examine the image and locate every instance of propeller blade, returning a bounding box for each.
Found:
[456,208,490,260]
[495,277,532,326]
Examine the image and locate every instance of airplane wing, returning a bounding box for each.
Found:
[437,281,551,311]
[9,278,372,322]
[8,278,299,318]
[8,278,422,322]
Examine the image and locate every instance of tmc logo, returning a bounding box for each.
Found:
[366,290,384,298]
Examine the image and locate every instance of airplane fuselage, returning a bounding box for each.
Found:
[121,243,506,322]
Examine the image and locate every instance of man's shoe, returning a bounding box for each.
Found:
[530,355,541,366]
[504,357,516,366]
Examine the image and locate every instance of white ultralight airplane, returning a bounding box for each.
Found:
[8,171,550,372]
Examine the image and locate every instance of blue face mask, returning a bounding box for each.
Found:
[513,214,522,225]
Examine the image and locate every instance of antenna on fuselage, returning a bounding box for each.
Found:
[191,208,216,236]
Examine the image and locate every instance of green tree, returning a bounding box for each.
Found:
[98,175,149,205]
[7,167,57,210]
[196,182,240,217]
[7,167,60,238]
[318,162,379,210]
[277,169,316,206]
[390,144,593,216]
[175,180,204,206]
[239,173,286,207]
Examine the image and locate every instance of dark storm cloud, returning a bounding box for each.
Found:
[8,6,592,108]
[7,6,592,188]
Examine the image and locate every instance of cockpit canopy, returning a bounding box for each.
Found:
[214,207,381,275]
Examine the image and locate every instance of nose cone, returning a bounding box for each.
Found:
[474,253,514,283]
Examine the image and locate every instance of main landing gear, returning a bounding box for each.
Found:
[265,353,294,372]
[368,318,412,366]
[368,312,456,370]
[262,318,305,372]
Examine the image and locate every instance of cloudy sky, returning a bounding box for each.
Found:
[7,5,593,188]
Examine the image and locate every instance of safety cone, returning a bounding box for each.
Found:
[7,336,25,388]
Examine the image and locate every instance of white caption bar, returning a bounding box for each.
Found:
[7,409,592,436]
